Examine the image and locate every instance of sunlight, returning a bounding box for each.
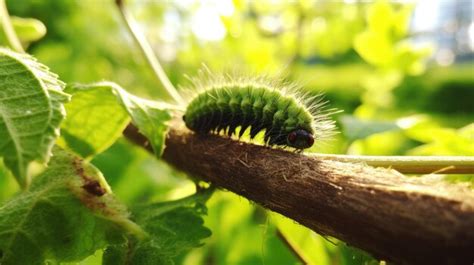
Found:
[412,0,440,32]
[191,0,233,41]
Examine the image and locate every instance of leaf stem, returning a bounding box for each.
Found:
[115,0,184,105]
[0,0,24,52]
[112,216,148,240]
[310,154,474,174]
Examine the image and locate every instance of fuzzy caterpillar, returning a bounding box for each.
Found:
[182,74,337,150]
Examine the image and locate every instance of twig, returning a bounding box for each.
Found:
[0,0,24,52]
[310,153,474,174]
[276,228,310,264]
[114,0,184,105]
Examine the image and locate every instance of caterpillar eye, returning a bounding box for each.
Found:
[287,129,314,149]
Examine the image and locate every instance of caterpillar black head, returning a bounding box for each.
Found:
[287,129,314,149]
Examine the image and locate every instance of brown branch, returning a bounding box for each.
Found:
[124,123,474,265]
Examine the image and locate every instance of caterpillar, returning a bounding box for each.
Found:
[182,74,337,150]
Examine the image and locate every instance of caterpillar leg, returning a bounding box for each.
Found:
[293,148,304,154]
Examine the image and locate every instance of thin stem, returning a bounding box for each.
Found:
[0,0,24,52]
[112,216,148,241]
[310,154,474,174]
[115,0,184,105]
[276,228,310,264]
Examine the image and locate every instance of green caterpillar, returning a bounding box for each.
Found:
[182,74,336,150]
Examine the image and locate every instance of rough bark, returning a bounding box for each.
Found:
[124,124,474,265]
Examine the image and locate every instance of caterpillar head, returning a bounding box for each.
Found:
[287,129,314,149]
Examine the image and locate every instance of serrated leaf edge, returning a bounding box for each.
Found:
[0,48,70,187]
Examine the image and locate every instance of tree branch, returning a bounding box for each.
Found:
[124,123,474,265]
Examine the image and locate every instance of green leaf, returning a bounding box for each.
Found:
[0,147,143,265]
[392,42,432,75]
[61,82,173,158]
[354,1,431,74]
[103,188,213,265]
[58,84,131,158]
[366,0,394,35]
[111,83,174,157]
[339,115,400,142]
[0,48,69,188]
[354,30,394,66]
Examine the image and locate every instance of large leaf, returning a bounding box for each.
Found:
[0,48,69,187]
[111,82,174,157]
[0,147,143,265]
[103,188,213,265]
[60,82,173,158]
[58,84,130,158]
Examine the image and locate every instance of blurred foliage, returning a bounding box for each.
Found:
[0,16,46,47]
[353,0,431,74]
[1,0,473,264]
